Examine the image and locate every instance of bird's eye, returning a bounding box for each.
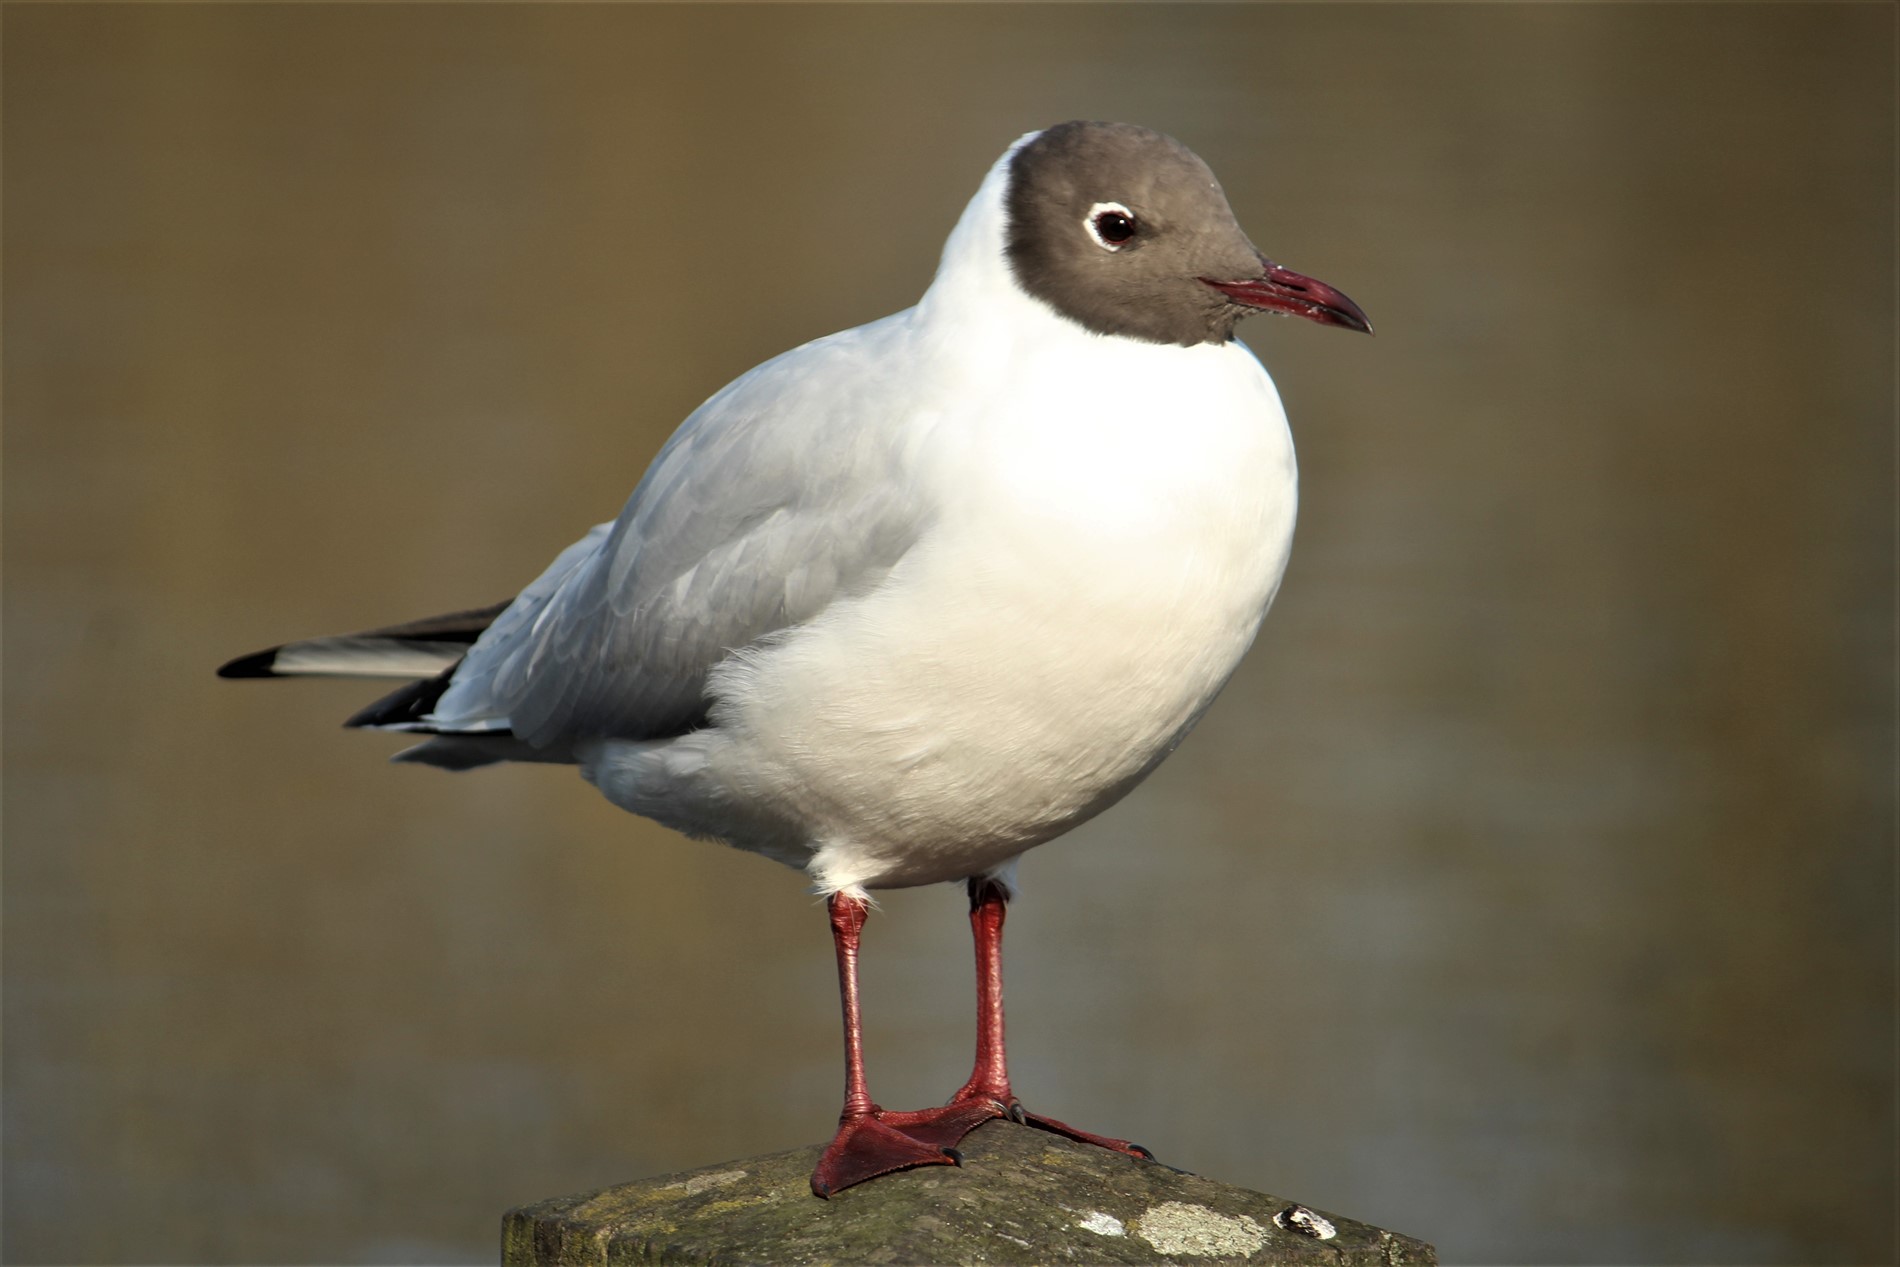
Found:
[1085,202,1138,251]
[1095,212,1135,243]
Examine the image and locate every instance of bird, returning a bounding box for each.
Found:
[219,120,1370,1198]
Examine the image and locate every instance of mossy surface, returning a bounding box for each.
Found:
[503,1120,1436,1266]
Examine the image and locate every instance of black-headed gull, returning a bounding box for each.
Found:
[221,120,1369,1197]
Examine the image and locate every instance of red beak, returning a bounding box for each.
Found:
[1202,261,1372,334]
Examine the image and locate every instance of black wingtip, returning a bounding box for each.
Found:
[216,649,281,679]
[343,668,457,729]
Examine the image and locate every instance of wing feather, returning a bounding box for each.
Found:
[427,315,932,750]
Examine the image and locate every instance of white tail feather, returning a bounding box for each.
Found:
[268,637,467,679]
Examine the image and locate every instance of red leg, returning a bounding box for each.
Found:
[808,882,1152,1198]
[888,878,1154,1160]
[810,893,958,1197]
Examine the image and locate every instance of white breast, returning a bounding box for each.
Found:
[682,327,1296,893]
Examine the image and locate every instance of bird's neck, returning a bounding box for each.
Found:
[914,136,1052,339]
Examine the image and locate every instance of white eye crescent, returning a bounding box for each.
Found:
[1085,201,1138,251]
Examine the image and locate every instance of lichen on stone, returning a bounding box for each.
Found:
[1134,1201,1268,1257]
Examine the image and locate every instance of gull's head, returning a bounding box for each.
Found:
[1001,120,1371,347]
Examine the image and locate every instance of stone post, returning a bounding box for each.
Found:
[505,1120,1435,1265]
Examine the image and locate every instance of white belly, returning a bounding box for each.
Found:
[586,338,1297,893]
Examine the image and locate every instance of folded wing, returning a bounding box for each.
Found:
[409,317,932,757]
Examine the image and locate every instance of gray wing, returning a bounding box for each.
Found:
[427,315,932,750]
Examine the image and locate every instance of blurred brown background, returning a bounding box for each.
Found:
[4,5,1892,1264]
